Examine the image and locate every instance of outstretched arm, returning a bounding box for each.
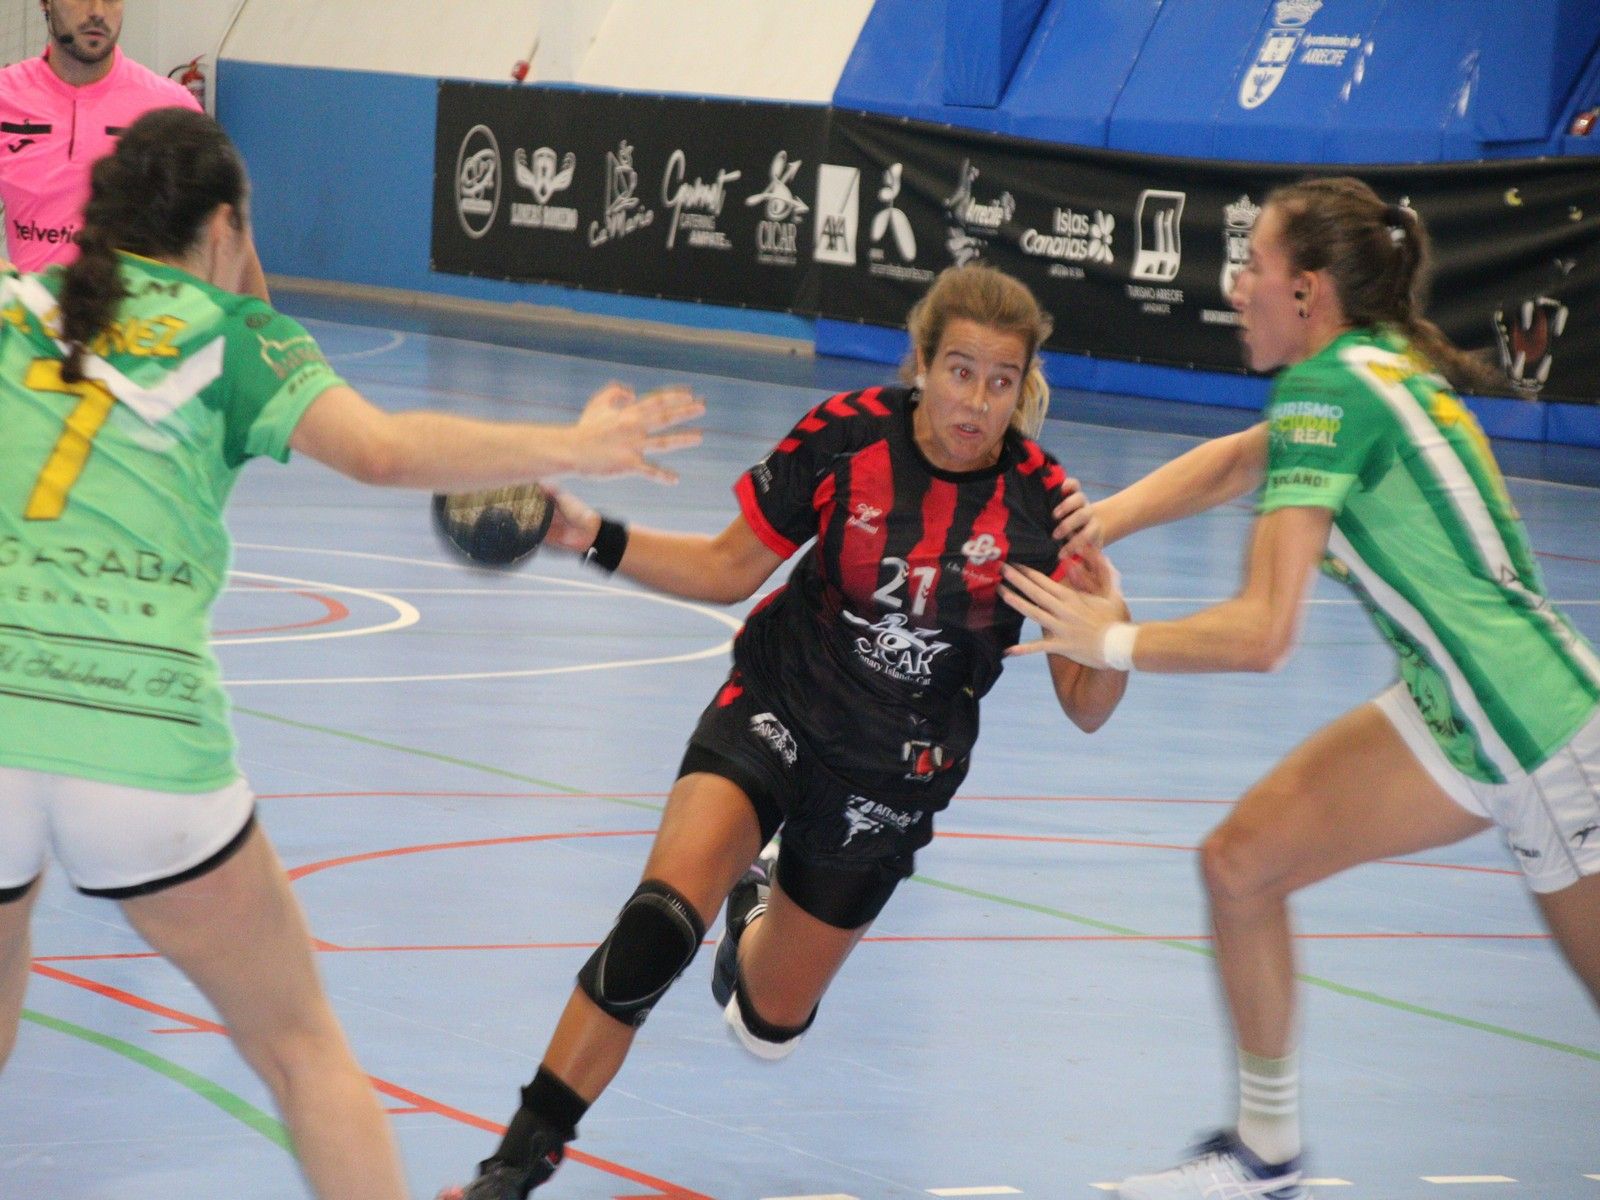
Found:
[289,381,703,488]
[545,492,785,604]
[1006,504,1332,674]
[1092,424,1269,546]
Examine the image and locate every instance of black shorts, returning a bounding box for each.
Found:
[677,671,936,930]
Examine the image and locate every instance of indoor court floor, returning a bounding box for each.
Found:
[3,293,1597,1199]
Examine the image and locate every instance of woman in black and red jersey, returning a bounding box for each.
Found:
[440,264,1129,1200]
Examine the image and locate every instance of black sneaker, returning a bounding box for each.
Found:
[711,840,777,1007]
[439,1127,568,1200]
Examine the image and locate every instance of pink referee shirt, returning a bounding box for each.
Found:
[0,46,200,271]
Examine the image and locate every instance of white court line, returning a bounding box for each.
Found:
[320,329,406,362]
[225,543,739,686]
[928,1188,1022,1196]
[216,571,419,646]
[1422,1176,1517,1184]
[762,1194,859,1200]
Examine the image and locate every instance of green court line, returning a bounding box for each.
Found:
[239,704,1600,1062]
[910,876,1600,1062]
[20,1009,291,1149]
[235,705,663,812]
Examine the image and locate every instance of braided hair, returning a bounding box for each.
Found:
[1266,176,1504,393]
[58,107,247,382]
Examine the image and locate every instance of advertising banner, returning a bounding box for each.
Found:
[433,84,1600,402]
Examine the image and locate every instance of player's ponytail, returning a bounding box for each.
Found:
[58,107,249,383]
[1268,177,1504,394]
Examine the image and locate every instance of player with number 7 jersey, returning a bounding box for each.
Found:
[0,251,336,791]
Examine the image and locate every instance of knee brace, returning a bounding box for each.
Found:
[578,879,706,1026]
[722,972,817,1061]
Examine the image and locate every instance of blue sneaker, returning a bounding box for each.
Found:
[711,839,778,1007]
[1117,1130,1310,1200]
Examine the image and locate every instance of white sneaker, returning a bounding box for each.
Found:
[1118,1131,1310,1200]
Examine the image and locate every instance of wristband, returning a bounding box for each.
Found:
[583,517,629,573]
[1100,622,1138,672]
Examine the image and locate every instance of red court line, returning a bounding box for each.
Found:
[214,585,351,636]
[29,961,714,1200]
[257,790,1231,804]
[31,926,1553,965]
[284,830,653,882]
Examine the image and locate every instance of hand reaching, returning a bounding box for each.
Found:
[570,383,704,482]
[1052,477,1103,558]
[1001,557,1128,669]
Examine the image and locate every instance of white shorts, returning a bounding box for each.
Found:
[0,766,256,899]
[1375,682,1600,894]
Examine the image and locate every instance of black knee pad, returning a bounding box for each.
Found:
[577,879,706,1027]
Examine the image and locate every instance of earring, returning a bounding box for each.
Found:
[914,373,926,390]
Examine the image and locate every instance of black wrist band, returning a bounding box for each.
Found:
[583,517,629,573]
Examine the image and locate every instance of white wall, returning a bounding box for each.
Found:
[575,0,872,102]
[121,0,241,82]
[205,0,871,99]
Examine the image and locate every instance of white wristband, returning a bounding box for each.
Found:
[1100,622,1138,672]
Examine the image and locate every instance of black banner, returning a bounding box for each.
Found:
[433,84,1600,403]
[432,84,827,314]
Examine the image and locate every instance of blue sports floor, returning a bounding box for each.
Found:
[3,294,1597,1199]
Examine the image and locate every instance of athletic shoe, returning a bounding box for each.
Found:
[434,1129,567,1200]
[711,839,778,1007]
[1117,1130,1310,1200]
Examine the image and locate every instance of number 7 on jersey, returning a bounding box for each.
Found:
[22,358,116,521]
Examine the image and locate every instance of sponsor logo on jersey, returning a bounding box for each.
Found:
[257,333,327,381]
[942,158,1014,266]
[746,150,809,267]
[454,124,501,239]
[841,794,917,845]
[1573,823,1599,848]
[588,140,655,248]
[961,533,1002,566]
[510,146,578,232]
[661,149,741,251]
[1019,207,1114,280]
[10,218,76,246]
[840,609,951,685]
[847,502,883,534]
[1270,400,1343,448]
[813,164,860,266]
[748,712,798,766]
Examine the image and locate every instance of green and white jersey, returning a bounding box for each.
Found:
[1260,326,1600,783]
[0,253,344,790]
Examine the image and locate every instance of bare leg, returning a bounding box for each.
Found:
[539,771,764,1099]
[120,825,406,1200]
[1202,702,1492,1059]
[1534,872,1600,1011]
[738,879,867,1027]
[0,879,41,1071]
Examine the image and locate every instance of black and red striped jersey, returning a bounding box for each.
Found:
[732,384,1070,806]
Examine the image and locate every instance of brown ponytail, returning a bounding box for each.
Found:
[1268,177,1506,393]
[56,107,248,383]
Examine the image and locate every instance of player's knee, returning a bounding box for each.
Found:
[722,974,815,1061]
[1200,820,1281,906]
[578,880,706,1027]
